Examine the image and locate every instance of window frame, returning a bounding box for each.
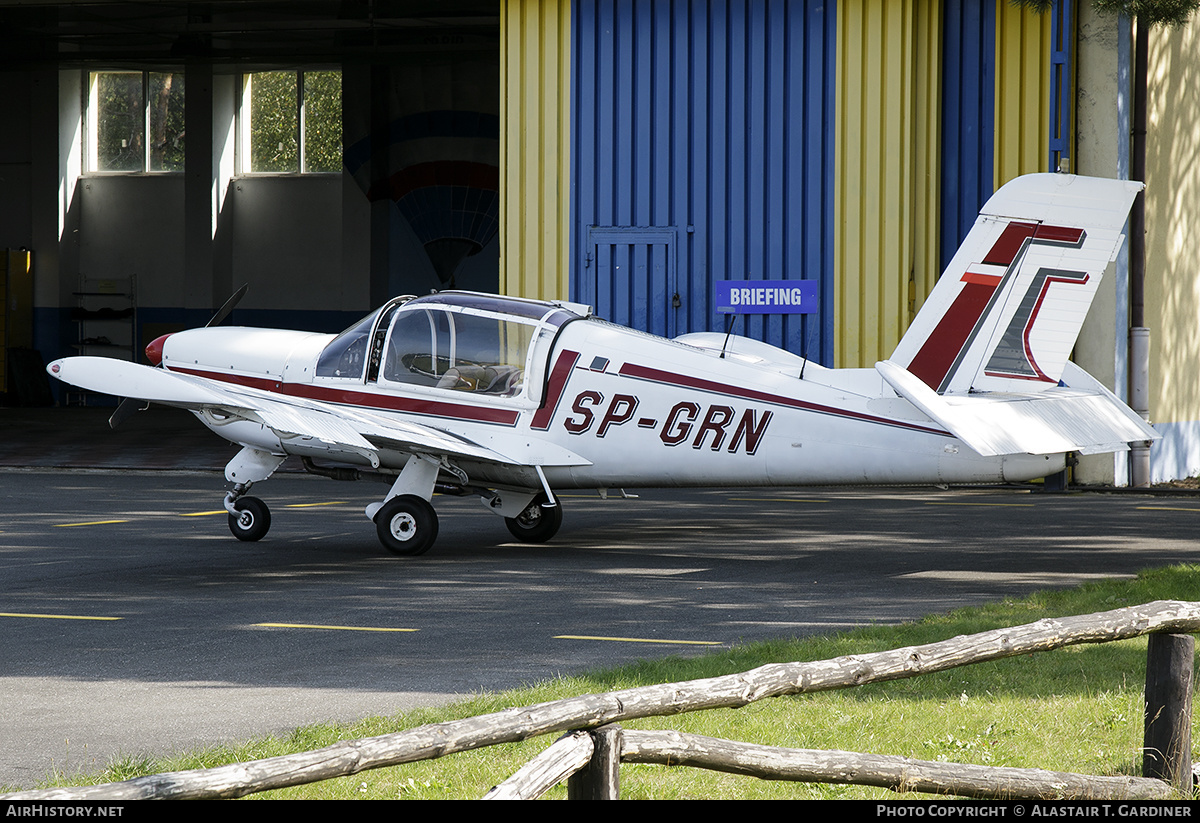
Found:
[85,69,186,175]
[375,304,545,405]
[237,68,342,176]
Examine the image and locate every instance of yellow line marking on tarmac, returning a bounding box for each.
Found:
[924,502,1035,507]
[1,612,122,621]
[255,622,418,633]
[1137,506,1200,512]
[183,503,346,517]
[54,520,129,527]
[728,497,827,503]
[555,634,721,646]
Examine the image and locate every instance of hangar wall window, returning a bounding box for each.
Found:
[87,71,186,173]
[240,70,342,174]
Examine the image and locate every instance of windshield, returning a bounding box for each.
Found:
[314,309,379,379]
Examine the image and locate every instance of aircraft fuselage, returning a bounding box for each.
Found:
[163,309,1062,494]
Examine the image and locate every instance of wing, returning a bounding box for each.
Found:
[47,356,590,469]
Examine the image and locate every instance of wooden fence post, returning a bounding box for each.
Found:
[567,725,621,799]
[1143,632,1194,793]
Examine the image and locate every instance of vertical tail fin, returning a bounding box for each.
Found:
[890,174,1142,396]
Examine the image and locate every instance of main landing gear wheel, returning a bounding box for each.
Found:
[375,495,439,556]
[228,496,271,542]
[505,494,563,543]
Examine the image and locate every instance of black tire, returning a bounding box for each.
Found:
[504,494,563,543]
[374,495,439,556]
[228,496,271,542]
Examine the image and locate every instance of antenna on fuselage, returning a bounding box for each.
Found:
[719,313,740,360]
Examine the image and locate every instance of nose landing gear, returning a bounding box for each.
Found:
[228,496,271,542]
[225,483,271,542]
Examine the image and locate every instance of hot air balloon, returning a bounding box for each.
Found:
[345,55,500,290]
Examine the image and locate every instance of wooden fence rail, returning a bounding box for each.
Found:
[3,600,1198,801]
[480,727,1178,800]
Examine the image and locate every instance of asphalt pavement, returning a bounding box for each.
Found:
[2,405,1199,791]
[0,405,235,472]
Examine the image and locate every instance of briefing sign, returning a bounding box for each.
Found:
[714,280,818,314]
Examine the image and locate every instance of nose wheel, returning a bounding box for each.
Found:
[374,495,438,556]
[228,496,271,542]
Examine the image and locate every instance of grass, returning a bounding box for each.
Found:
[14,564,1200,799]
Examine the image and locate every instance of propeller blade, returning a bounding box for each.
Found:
[110,285,245,429]
[207,283,249,327]
[108,397,148,429]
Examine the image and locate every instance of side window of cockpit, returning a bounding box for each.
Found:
[383,309,447,387]
[444,316,533,395]
[379,309,534,396]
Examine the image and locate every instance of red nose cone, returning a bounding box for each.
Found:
[145,333,172,366]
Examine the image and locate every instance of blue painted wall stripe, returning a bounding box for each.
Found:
[571,0,836,365]
[940,0,996,274]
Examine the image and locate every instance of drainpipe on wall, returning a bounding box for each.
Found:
[1130,326,1151,485]
[1128,18,1151,488]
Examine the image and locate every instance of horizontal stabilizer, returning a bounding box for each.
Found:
[877,359,1158,457]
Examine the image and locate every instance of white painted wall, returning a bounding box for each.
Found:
[79,176,186,308]
[227,175,350,311]
[1072,6,1131,486]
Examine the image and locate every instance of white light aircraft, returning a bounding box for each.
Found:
[48,174,1156,556]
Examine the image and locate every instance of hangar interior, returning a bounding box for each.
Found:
[0,0,503,391]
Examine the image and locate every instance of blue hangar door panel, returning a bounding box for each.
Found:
[570,0,836,363]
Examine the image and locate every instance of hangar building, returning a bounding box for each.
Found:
[0,1,1197,484]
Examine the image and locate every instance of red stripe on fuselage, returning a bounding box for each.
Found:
[617,363,947,437]
[170,366,522,425]
[530,350,580,430]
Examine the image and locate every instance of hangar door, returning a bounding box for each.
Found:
[583,227,677,339]
[570,0,836,364]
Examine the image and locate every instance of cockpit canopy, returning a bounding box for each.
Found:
[382,306,535,395]
[315,292,587,399]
